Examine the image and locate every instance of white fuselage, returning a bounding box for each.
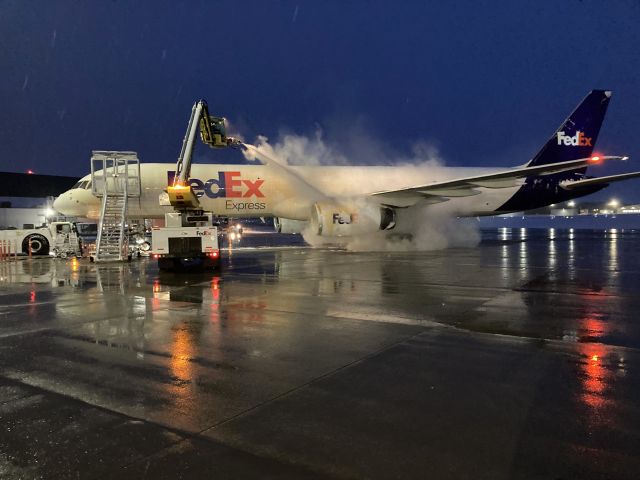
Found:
[53,163,519,220]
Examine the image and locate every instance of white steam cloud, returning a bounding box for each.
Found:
[340,209,480,252]
[242,127,481,252]
[245,130,348,166]
[244,127,443,168]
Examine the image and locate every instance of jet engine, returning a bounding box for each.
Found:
[273,217,308,234]
[309,202,396,236]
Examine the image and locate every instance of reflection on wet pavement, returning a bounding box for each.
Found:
[1,229,640,479]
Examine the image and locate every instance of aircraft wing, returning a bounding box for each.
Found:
[560,171,640,190]
[370,156,627,206]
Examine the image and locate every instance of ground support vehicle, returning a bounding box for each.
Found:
[0,221,81,257]
[152,212,220,271]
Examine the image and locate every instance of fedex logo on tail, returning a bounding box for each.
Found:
[167,171,265,199]
[556,130,592,147]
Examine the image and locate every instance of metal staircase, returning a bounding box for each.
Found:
[91,151,140,262]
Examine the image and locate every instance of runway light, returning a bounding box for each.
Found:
[27,169,34,174]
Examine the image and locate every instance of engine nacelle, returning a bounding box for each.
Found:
[309,202,396,236]
[273,217,309,234]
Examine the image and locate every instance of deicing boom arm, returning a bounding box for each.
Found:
[173,100,206,187]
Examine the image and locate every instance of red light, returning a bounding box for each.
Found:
[590,156,600,162]
[213,251,219,258]
[26,169,34,174]
[153,254,159,259]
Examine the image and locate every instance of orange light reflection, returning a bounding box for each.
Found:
[577,314,610,413]
[170,328,194,383]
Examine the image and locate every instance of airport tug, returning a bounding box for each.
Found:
[151,100,239,271]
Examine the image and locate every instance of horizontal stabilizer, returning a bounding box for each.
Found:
[560,171,640,190]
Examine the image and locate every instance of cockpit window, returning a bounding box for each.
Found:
[85,181,92,190]
[78,181,88,189]
[72,181,82,189]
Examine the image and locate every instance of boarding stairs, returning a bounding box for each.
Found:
[90,151,140,262]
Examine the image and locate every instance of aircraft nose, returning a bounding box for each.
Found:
[53,191,75,215]
[53,193,65,213]
[52,194,64,212]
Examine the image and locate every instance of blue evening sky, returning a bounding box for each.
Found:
[1,1,639,202]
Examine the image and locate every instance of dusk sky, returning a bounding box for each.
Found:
[2,1,640,202]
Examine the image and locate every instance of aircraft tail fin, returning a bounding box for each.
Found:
[527,90,611,167]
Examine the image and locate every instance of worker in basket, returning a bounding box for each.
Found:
[210,116,228,147]
[199,115,231,148]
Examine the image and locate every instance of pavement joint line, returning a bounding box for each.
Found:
[198,328,430,435]
[0,372,208,477]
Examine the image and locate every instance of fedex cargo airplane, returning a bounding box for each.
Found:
[53,90,640,236]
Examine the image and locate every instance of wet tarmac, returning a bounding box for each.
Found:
[1,228,639,479]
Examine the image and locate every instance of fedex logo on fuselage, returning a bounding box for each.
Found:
[556,130,592,147]
[167,171,264,199]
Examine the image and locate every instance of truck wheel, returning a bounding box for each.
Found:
[23,234,50,256]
